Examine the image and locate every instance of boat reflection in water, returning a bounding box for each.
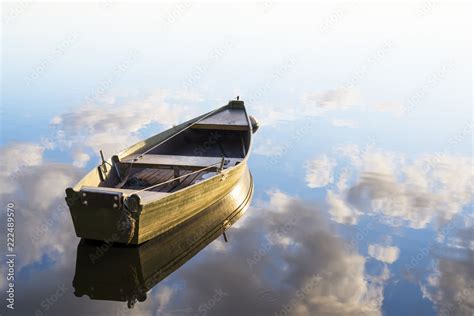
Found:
[72,168,253,308]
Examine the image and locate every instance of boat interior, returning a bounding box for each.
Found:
[87,107,251,195]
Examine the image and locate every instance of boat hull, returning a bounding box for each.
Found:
[66,100,255,245]
[68,161,252,244]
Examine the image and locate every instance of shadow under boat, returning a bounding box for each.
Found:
[72,168,253,308]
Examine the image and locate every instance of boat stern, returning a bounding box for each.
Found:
[65,187,140,244]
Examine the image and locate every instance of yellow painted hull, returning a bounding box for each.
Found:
[66,100,255,244]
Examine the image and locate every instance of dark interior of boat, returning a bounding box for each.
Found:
[150,128,249,158]
[99,127,250,194]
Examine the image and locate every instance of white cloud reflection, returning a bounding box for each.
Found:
[326,190,359,225]
[161,190,386,316]
[254,139,285,157]
[0,90,208,271]
[301,87,408,118]
[301,87,361,113]
[305,155,336,188]
[368,244,400,264]
[0,143,80,270]
[0,143,45,194]
[420,225,474,316]
[306,145,473,228]
[52,90,199,160]
[331,118,359,128]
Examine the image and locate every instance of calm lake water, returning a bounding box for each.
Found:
[1,2,472,316]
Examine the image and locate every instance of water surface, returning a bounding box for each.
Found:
[1,2,472,315]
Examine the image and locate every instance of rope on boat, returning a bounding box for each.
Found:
[117,106,225,188]
[124,159,224,197]
[126,213,135,245]
[140,106,224,157]
[125,213,136,244]
[119,158,225,243]
[117,202,136,244]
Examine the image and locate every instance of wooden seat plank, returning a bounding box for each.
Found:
[121,154,239,170]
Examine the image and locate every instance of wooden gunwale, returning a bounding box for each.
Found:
[67,101,254,244]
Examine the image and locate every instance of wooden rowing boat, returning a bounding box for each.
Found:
[65,98,257,245]
[73,168,253,308]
